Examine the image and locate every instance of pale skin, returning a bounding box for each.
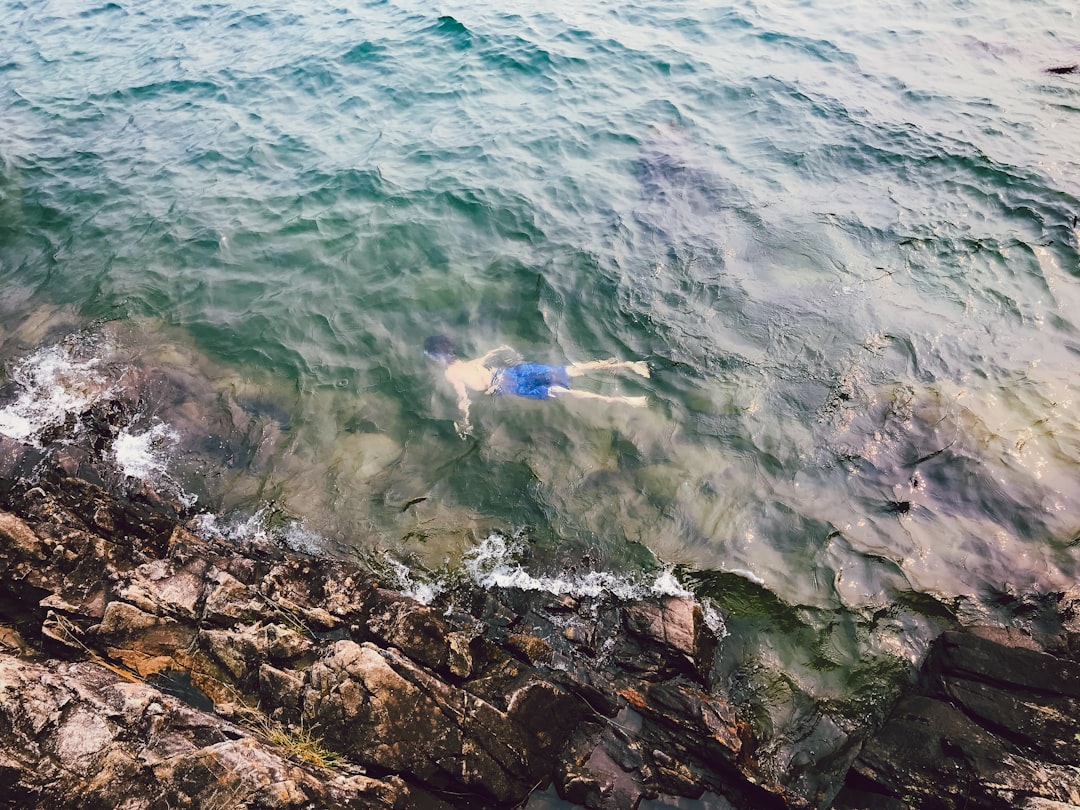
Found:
[439,345,650,436]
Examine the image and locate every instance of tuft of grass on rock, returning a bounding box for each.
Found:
[243,710,343,769]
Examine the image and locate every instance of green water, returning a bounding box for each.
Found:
[2,0,1080,792]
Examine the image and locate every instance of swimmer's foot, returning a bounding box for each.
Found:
[621,395,648,407]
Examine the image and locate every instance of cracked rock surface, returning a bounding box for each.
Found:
[0,430,775,809]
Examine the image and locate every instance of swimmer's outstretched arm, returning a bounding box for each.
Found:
[453,381,472,437]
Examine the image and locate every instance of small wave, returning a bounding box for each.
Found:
[434,15,468,34]
[463,534,727,635]
[187,514,721,628]
[341,41,387,66]
[375,556,442,606]
[193,504,441,603]
[114,420,178,480]
[0,343,111,445]
[192,505,324,557]
[0,337,193,488]
[466,534,678,600]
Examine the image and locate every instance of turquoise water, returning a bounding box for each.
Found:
[2,0,1080,781]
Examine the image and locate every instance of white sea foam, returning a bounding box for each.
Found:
[191,513,719,627]
[726,567,766,587]
[381,557,441,606]
[0,345,111,444]
[650,569,694,598]
[190,512,235,542]
[114,421,178,480]
[194,506,442,602]
[462,533,706,605]
[0,341,191,492]
[192,506,324,556]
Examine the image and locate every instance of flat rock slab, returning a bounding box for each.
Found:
[835,630,1080,810]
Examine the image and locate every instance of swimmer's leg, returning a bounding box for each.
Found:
[565,359,651,379]
[548,386,647,407]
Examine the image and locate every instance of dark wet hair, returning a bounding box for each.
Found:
[423,335,456,362]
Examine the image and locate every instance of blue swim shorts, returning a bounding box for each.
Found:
[491,364,571,400]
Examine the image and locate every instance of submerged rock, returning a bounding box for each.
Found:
[834,629,1080,810]
[1,400,1079,810]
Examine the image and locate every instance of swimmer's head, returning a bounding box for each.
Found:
[423,335,456,364]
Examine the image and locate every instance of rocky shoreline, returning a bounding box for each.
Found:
[1,401,1080,809]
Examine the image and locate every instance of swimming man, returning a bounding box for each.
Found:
[423,335,650,437]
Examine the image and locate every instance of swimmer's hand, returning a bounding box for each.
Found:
[454,419,472,439]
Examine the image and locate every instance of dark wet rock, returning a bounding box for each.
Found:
[507,631,554,666]
[0,436,45,498]
[622,595,718,683]
[360,587,477,678]
[834,629,1080,810]
[557,717,657,809]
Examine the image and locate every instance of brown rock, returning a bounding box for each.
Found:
[201,626,266,682]
[0,432,810,809]
[363,588,474,678]
[303,639,584,805]
[0,626,29,656]
[932,630,1080,699]
[304,640,463,780]
[0,652,434,809]
[95,600,189,650]
[118,556,207,619]
[507,632,554,666]
[202,567,261,624]
[0,511,45,559]
[619,680,741,774]
[556,720,655,809]
[622,596,718,682]
[259,663,306,718]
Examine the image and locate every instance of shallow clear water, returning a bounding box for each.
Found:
[2,0,1080,777]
